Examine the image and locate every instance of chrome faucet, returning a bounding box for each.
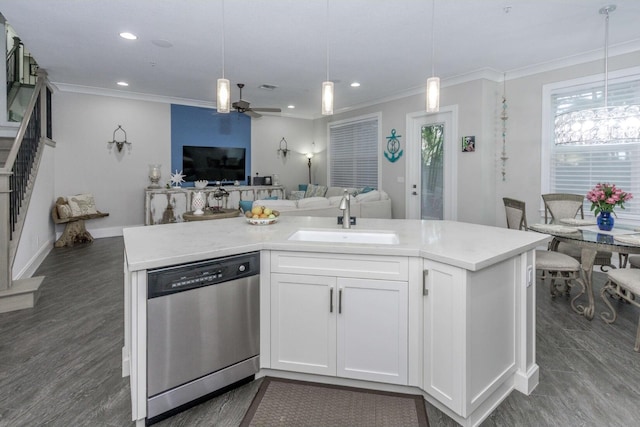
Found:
[339,189,351,229]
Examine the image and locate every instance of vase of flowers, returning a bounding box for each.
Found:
[586,183,633,231]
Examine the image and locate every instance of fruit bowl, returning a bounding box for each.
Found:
[245,206,280,225]
[246,217,278,225]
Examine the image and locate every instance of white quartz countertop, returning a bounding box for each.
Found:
[123,216,549,272]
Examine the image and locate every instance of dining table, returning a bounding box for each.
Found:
[528,219,640,320]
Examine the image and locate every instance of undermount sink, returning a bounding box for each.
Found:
[288,229,400,245]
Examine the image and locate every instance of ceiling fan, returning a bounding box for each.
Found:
[232,83,281,118]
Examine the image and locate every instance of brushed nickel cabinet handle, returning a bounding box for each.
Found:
[339,289,343,314]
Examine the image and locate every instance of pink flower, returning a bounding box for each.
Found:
[586,183,633,216]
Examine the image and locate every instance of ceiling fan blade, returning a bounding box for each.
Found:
[245,110,262,118]
[251,107,281,113]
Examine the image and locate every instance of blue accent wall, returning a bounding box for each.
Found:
[171,104,251,184]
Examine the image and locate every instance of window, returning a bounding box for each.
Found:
[544,70,640,223]
[328,113,380,189]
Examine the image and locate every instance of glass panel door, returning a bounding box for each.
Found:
[421,123,444,220]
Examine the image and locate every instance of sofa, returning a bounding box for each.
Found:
[247,185,392,219]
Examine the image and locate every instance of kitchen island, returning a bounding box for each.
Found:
[123,216,548,427]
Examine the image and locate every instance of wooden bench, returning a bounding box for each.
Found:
[52,196,109,247]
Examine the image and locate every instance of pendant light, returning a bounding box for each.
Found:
[321,0,333,115]
[554,4,640,145]
[217,0,230,113]
[426,0,440,113]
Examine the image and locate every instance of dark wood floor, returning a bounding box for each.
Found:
[0,237,638,426]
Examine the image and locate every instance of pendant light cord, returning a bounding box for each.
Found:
[221,0,226,79]
[603,8,609,107]
[326,0,330,81]
[430,0,435,77]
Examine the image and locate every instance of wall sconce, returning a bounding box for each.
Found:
[277,137,289,158]
[306,152,314,184]
[107,125,131,152]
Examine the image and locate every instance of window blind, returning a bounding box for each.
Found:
[550,77,640,221]
[329,117,378,188]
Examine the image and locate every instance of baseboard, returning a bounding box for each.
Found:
[13,237,53,280]
[514,364,539,395]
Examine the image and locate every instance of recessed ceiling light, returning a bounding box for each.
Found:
[287,105,295,109]
[350,82,361,87]
[119,32,137,40]
[117,81,129,87]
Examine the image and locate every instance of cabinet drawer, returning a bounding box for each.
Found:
[270,251,408,281]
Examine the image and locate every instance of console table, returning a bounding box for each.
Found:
[144,185,285,225]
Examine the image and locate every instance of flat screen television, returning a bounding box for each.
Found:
[182,145,247,183]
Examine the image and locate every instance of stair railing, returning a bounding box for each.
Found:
[6,36,20,92]
[0,70,49,291]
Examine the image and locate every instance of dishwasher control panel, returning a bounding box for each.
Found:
[147,251,260,298]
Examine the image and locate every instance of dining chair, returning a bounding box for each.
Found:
[600,268,640,352]
[503,197,586,300]
[541,193,614,271]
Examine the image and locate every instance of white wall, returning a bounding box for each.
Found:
[251,116,316,194]
[53,92,171,235]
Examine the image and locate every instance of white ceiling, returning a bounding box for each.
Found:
[1,0,639,119]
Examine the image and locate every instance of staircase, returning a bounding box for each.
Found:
[0,71,50,313]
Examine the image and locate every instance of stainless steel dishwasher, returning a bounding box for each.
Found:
[146,251,260,422]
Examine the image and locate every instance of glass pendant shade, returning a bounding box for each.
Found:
[322,81,334,115]
[217,78,230,113]
[426,77,440,113]
[555,105,640,144]
[554,5,640,145]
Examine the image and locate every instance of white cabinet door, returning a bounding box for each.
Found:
[337,278,408,385]
[270,273,337,376]
[422,259,464,414]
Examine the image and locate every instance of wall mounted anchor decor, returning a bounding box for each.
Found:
[384,129,403,163]
[107,125,131,152]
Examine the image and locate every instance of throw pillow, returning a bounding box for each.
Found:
[67,193,98,216]
[288,190,305,201]
[298,184,308,192]
[239,200,254,213]
[265,196,278,200]
[360,186,375,194]
[57,203,72,219]
[304,184,328,198]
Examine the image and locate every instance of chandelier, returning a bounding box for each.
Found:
[554,5,640,145]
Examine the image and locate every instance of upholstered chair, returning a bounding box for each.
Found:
[541,193,614,271]
[600,268,640,352]
[503,197,587,302]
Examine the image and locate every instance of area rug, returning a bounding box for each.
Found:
[239,377,429,427]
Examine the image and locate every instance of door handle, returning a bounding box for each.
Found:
[423,270,429,296]
[330,288,334,313]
